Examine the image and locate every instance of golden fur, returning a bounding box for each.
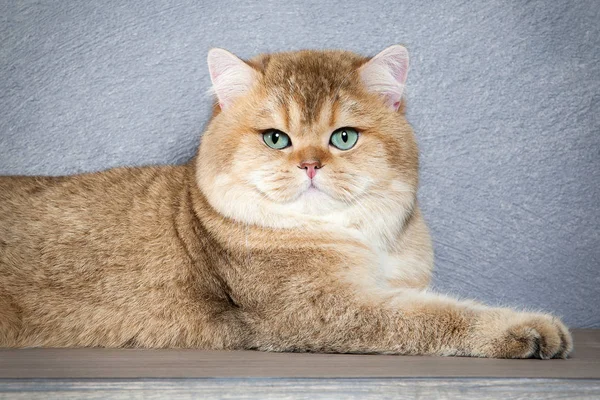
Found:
[0,47,571,358]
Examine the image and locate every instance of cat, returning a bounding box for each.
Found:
[0,45,572,358]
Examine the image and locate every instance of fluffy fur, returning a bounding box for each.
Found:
[0,46,572,358]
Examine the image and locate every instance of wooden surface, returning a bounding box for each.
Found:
[0,329,598,379]
[1,379,599,400]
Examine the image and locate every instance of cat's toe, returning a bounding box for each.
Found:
[475,311,572,359]
[551,317,573,359]
[504,319,560,359]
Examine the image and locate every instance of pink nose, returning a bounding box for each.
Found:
[299,160,321,179]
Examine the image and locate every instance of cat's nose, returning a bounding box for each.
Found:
[298,160,322,179]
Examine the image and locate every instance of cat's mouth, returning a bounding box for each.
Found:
[277,178,328,202]
[252,176,346,206]
[298,180,338,202]
[301,175,362,203]
[303,179,325,195]
[305,186,321,195]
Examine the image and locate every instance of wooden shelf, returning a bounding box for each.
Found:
[1,329,598,399]
[1,330,598,379]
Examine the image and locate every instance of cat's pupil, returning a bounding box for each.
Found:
[342,131,348,142]
[273,133,279,144]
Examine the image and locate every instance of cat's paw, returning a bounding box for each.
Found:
[473,310,572,359]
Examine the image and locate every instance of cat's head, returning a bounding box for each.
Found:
[196,46,419,230]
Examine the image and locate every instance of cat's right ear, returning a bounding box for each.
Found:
[207,48,258,110]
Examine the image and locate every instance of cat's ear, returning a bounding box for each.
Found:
[207,48,258,110]
[359,45,409,111]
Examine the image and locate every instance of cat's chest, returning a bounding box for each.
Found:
[320,211,426,289]
[323,207,399,249]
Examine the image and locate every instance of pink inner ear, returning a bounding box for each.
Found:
[208,50,237,84]
[360,45,409,111]
[387,57,408,86]
[376,45,409,84]
[207,48,256,110]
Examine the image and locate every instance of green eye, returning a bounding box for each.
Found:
[330,127,359,150]
[263,130,291,149]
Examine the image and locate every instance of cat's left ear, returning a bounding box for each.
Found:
[359,45,409,111]
[207,48,259,110]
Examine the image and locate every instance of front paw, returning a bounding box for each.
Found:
[472,309,573,359]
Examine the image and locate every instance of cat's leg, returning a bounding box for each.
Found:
[245,284,572,358]
[0,293,21,347]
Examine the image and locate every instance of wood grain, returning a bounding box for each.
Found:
[1,379,599,400]
[0,330,598,379]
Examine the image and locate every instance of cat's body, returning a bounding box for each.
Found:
[0,161,429,349]
[0,165,232,348]
[0,47,571,358]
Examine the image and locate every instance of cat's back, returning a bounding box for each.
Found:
[0,165,187,275]
[0,164,233,348]
[0,174,90,244]
[1,169,136,210]
[0,166,171,228]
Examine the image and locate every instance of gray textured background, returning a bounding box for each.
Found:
[1,1,598,327]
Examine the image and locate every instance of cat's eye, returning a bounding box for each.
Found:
[263,130,291,149]
[330,127,359,150]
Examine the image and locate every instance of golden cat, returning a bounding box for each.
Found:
[0,46,571,358]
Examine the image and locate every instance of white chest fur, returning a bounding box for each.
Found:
[200,173,431,289]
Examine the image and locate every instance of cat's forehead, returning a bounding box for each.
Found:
[251,50,368,127]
